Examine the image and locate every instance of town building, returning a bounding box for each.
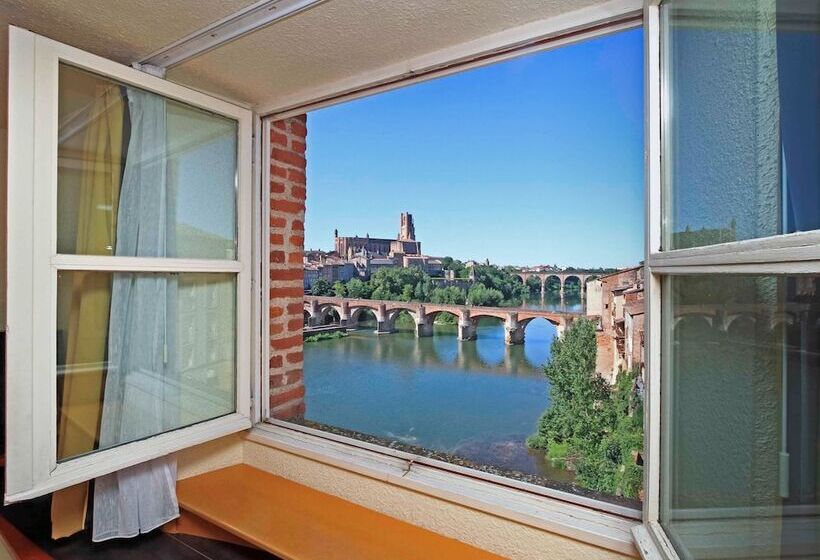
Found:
[334,212,422,258]
[586,266,644,383]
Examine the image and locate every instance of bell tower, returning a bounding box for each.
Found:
[399,212,416,241]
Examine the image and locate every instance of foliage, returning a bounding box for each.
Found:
[345,278,372,299]
[304,331,347,343]
[527,319,644,499]
[471,265,526,304]
[466,283,505,307]
[369,266,430,302]
[311,278,332,296]
[429,286,467,305]
[332,281,347,297]
[441,257,468,278]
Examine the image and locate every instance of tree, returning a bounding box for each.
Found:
[369,267,430,301]
[527,318,644,499]
[346,278,371,299]
[312,278,332,296]
[467,283,504,307]
[441,256,468,279]
[332,280,347,297]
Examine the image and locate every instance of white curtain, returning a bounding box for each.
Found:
[92,88,180,542]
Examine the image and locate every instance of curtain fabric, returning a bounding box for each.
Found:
[51,85,124,540]
[92,88,180,542]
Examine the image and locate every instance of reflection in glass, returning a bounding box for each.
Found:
[56,271,236,461]
[57,64,238,259]
[662,275,819,558]
[663,1,820,249]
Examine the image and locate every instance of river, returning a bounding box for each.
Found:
[301,295,584,484]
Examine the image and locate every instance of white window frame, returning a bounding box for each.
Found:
[259,1,650,555]
[635,1,820,558]
[5,26,254,503]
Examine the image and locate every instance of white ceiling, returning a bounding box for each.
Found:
[167,0,605,111]
[0,0,610,119]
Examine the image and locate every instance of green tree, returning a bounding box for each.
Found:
[369,267,430,301]
[527,318,644,499]
[466,283,504,307]
[441,256,468,279]
[311,278,332,296]
[346,278,371,299]
[332,281,347,297]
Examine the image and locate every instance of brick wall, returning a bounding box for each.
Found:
[268,115,307,420]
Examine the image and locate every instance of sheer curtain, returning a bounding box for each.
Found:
[92,88,180,541]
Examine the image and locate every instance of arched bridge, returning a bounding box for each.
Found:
[511,269,599,298]
[304,296,587,345]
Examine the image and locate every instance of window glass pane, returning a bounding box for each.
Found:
[661,274,820,558]
[663,1,820,250]
[57,64,238,259]
[56,271,236,461]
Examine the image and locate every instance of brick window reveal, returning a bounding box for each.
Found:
[268,115,307,420]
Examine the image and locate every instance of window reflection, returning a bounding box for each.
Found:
[662,274,820,559]
[663,0,820,249]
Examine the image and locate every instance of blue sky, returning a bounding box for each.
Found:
[305,28,644,268]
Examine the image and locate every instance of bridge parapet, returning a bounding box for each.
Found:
[304,295,588,345]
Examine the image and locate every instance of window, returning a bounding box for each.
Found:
[6,28,253,501]
[640,1,820,558]
[267,26,647,516]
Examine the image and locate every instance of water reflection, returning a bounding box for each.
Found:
[523,293,584,313]
[303,317,574,482]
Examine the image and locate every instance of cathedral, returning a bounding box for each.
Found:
[334,212,422,259]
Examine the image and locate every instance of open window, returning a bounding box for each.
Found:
[5,27,254,502]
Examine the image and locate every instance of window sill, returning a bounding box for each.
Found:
[247,423,640,557]
[631,523,680,560]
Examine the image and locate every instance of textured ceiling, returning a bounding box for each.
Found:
[0,0,608,120]
[167,0,604,110]
[0,0,257,64]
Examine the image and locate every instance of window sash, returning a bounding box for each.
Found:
[5,26,255,502]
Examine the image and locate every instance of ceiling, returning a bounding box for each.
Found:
[0,0,608,119]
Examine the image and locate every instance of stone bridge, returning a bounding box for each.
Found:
[304,296,586,345]
[511,269,599,298]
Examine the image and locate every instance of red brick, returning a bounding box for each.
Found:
[270,216,287,228]
[291,220,304,231]
[271,164,288,179]
[286,351,303,364]
[270,268,304,281]
[269,384,305,408]
[270,130,288,147]
[271,335,302,350]
[290,121,307,137]
[287,168,306,184]
[270,250,285,264]
[270,182,286,194]
[291,140,306,154]
[287,251,303,264]
[287,302,304,314]
[272,148,305,168]
[291,186,306,200]
[271,199,305,214]
[269,355,283,368]
[270,286,303,298]
[272,120,287,131]
[270,306,284,319]
[288,318,303,331]
[270,323,284,336]
[269,233,284,246]
[289,235,304,247]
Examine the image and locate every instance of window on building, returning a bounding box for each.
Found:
[268,27,646,513]
[657,1,819,557]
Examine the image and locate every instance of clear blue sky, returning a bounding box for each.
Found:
[305,28,644,268]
